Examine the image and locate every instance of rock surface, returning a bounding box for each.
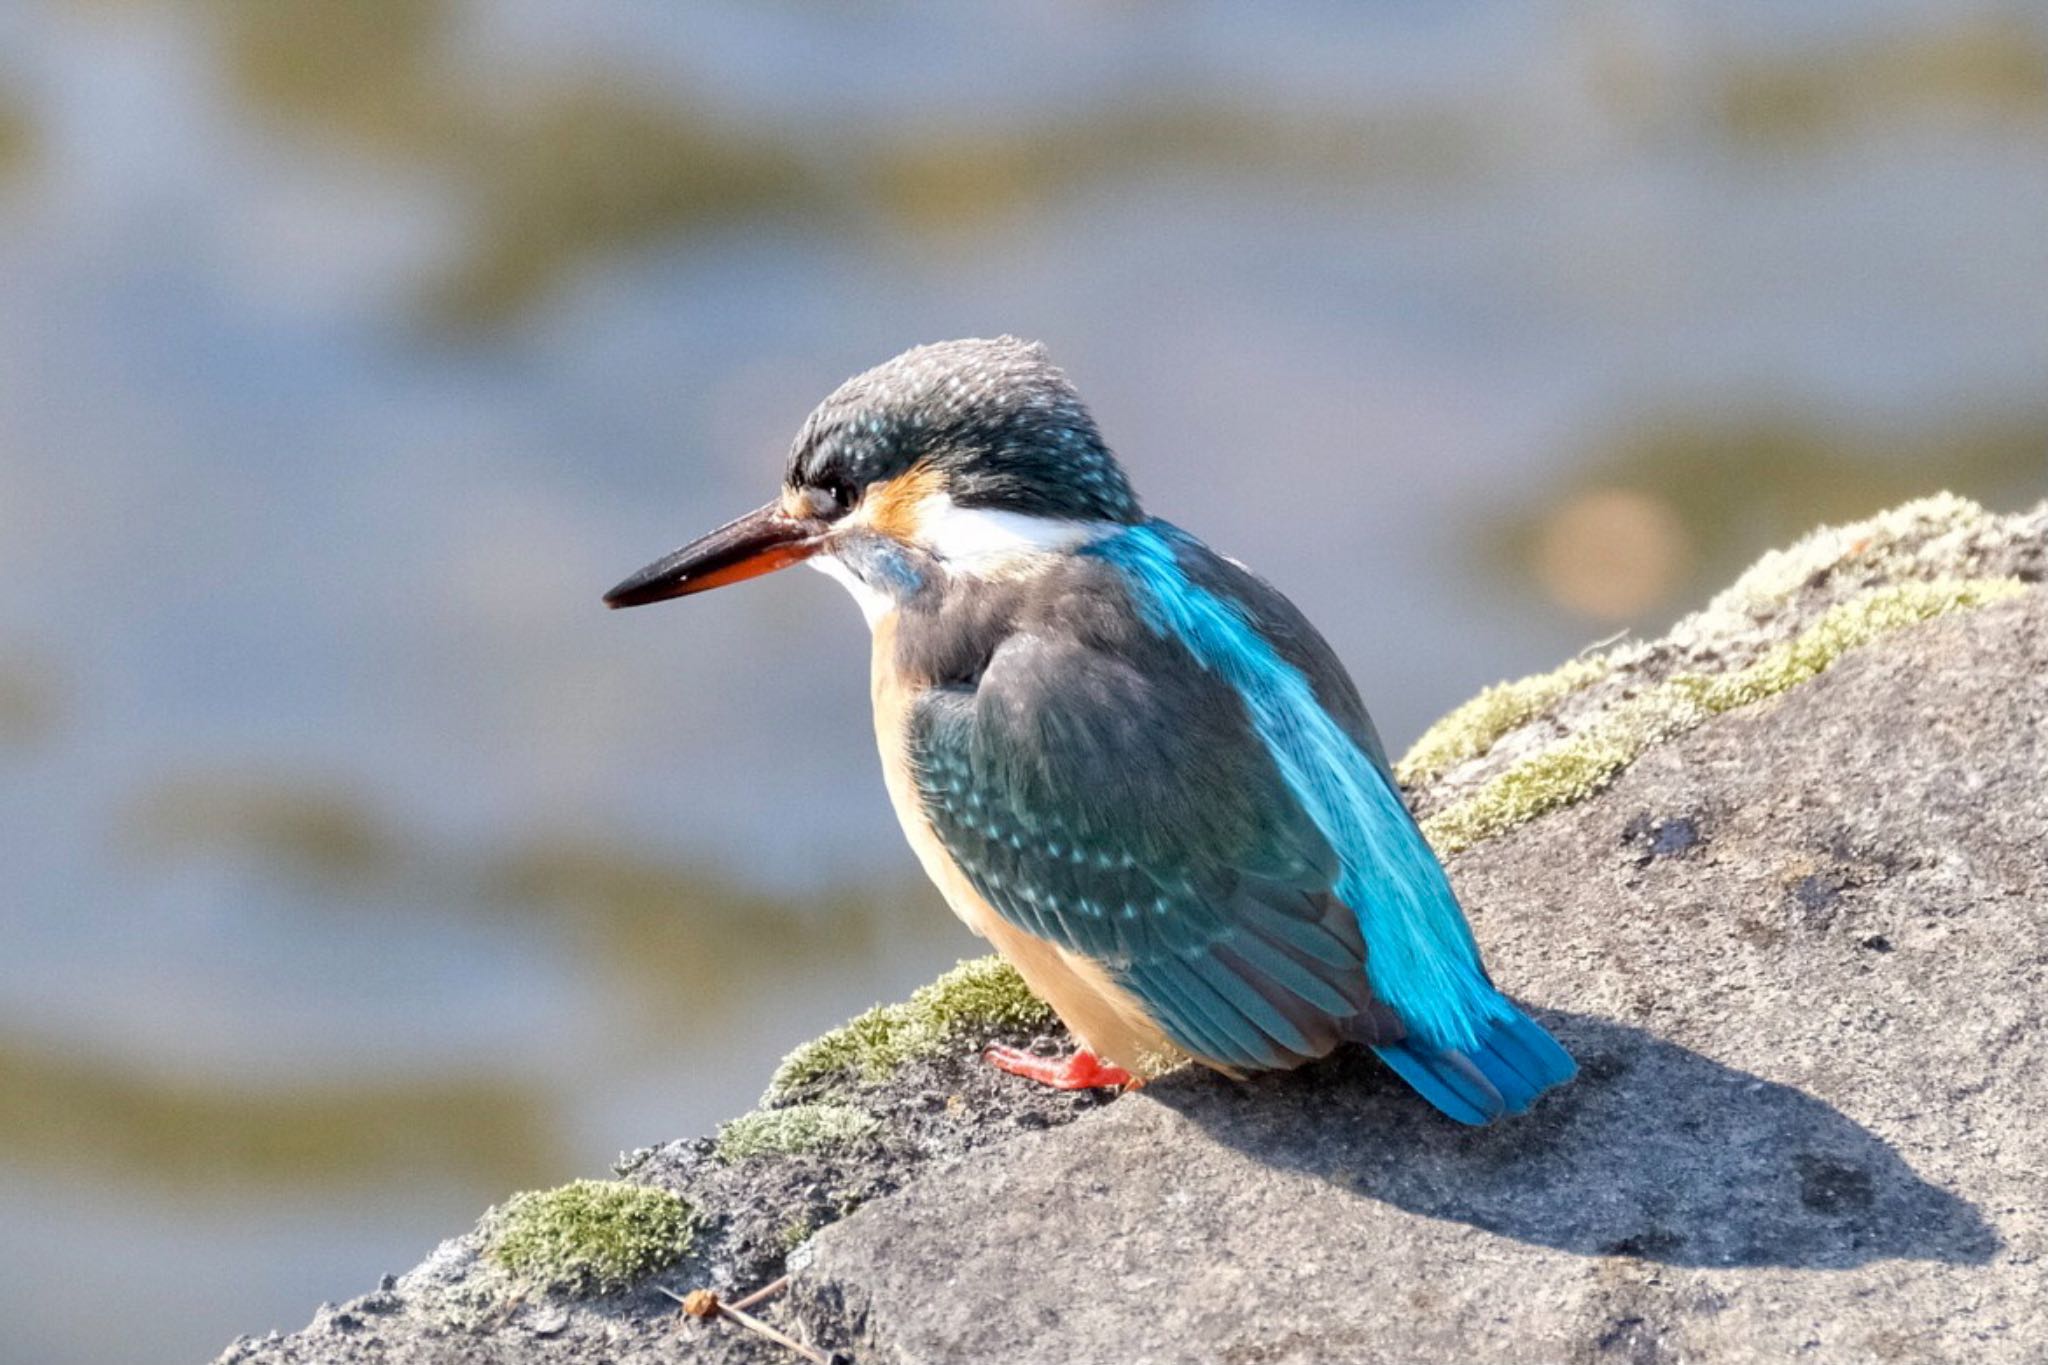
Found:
[218,498,2046,1365]
[798,584,2044,1365]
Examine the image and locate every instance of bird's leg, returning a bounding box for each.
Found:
[982,1043,1136,1091]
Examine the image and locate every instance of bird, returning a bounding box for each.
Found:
[604,337,1574,1124]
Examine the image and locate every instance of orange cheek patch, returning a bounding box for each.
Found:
[861,462,945,543]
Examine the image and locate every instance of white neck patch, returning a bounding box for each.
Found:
[913,494,1102,568]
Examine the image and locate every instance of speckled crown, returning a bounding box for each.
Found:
[785,337,1141,523]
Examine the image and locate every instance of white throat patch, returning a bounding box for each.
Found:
[809,554,897,628]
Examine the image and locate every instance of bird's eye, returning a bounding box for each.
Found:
[805,477,857,520]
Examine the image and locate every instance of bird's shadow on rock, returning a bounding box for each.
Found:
[1145,1010,1998,1270]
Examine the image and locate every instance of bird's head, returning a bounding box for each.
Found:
[604,337,1140,620]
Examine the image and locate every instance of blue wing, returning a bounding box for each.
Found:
[904,525,1575,1121]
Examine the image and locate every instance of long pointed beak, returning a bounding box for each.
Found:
[603,502,827,609]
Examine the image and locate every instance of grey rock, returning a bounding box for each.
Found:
[795,585,2045,1365]
[217,499,2047,1364]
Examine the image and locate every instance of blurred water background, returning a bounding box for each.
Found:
[0,2,2044,1360]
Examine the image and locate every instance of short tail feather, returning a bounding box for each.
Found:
[1373,1007,1575,1126]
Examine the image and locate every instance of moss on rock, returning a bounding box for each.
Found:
[486,1179,696,1296]
[769,955,1054,1098]
[1420,577,2026,854]
[1676,577,2025,712]
[1397,655,1612,789]
[1702,492,2004,618]
[715,1102,881,1162]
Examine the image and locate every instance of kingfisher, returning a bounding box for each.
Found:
[605,338,1574,1123]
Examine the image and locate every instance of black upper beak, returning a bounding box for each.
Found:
[603,502,827,609]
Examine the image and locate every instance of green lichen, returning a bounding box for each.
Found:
[715,1102,881,1162]
[1421,577,2026,856]
[1706,493,1995,618]
[1677,577,2026,713]
[487,1179,696,1296]
[1420,689,1700,855]
[781,1214,817,1251]
[768,955,1054,1098]
[1396,655,1612,788]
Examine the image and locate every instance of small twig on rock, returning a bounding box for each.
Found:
[728,1275,791,1313]
[658,1282,831,1364]
[1580,626,1633,658]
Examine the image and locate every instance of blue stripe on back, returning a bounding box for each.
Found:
[1086,523,1514,1053]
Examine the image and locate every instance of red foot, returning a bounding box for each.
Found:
[983,1044,1137,1091]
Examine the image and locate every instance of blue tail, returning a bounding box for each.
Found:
[1373,1007,1576,1126]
